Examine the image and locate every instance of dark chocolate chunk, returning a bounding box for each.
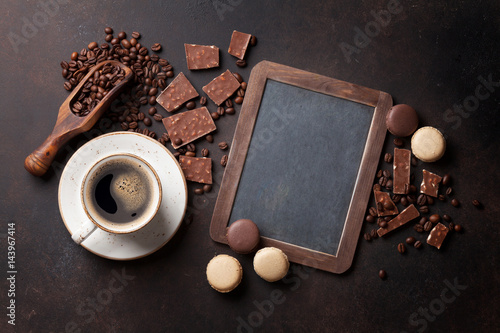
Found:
[377,204,420,237]
[162,107,216,149]
[228,30,251,60]
[202,70,241,106]
[427,223,449,249]
[420,169,442,197]
[179,156,212,184]
[393,148,411,195]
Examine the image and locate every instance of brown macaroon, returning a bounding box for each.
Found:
[226,219,260,254]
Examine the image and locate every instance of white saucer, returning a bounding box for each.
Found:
[59,132,187,260]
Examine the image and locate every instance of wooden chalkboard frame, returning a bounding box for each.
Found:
[210,61,392,273]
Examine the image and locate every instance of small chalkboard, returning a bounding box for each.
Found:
[210,61,392,273]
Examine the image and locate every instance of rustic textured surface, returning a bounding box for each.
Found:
[1,0,499,332]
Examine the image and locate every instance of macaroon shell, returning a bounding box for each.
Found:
[226,219,260,254]
[411,126,446,162]
[253,247,290,282]
[386,104,419,137]
[206,254,243,293]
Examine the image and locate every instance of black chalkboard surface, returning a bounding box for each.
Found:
[210,61,392,273]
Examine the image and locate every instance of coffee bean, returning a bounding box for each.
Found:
[414,224,424,232]
[406,236,416,245]
[369,207,377,217]
[218,142,228,150]
[236,59,246,67]
[225,99,233,108]
[237,88,245,97]
[88,41,98,50]
[148,107,157,115]
[442,174,451,186]
[70,51,78,61]
[373,184,381,191]
[379,176,388,187]
[429,214,441,223]
[148,87,158,96]
[438,194,446,202]
[448,222,455,232]
[186,101,196,109]
[104,27,113,34]
[205,135,214,143]
[128,121,138,129]
[400,196,408,206]
[385,179,393,190]
[426,196,434,205]
[472,199,481,208]
[419,217,427,225]
[203,184,212,193]
[379,221,388,228]
[148,96,156,105]
[221,155,228,167]
[225,107,235,115]
[161,132,170,142]
[185,151,196,157]
[137,112,145,121]
[419,205,429,214]
[364,233,372,241]
[366,215,375,223]
[383,170,391,178]
[120,122,129,130]
[217,106,225,116]
[194,188,204,195]
[393,138,404,147]
[411,156,418,166]
[232,72,243,83]
[117,31,126,39]
[407,195,416,204]
[211,112,220,120]
[454,224,462,232]
[446,187,453,196]
[370,229,378,239]
[250,35,257,46]
[186,143,196,152]
[131,31,141,39]
[121,39,131,49]
[397,243,406,254]
[442,214,451,222]
[64,81,72,91]
[383,201,393,210]
[379,270,387,280]
[143,117,152,126]
[174,138,182,146]
[392,194,401,203]
[200,96,207,105]
[414,240,422,249]
[105,34,113,42]
[376,170,383,178]
[451,198,460,207]
[241,82,247,90]
[153,113,163,122]
[201,148,209,157]
[424,221,433,232]
[234,96,244,104]
[384,153,393,163]
[417,194,427,206]
[151,43,162,52]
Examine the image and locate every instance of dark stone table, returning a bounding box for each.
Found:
[1,0,498,332]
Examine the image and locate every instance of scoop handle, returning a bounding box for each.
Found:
[24,132,73,177]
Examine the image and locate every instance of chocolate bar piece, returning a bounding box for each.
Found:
[427,223,449,249]
[420,169,442,197]
[179,156,212,184]
[156,72,199,112]
[184,44,219,70]
[374,191,399,217]
[162,107,216,149]
[393,148,411,194]
[202,70,241,106]
[377,204,420,237]
[228,30,251,59]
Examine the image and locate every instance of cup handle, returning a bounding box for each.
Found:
[71,219,98,245]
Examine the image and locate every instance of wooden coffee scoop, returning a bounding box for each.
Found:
[25,60,133,176]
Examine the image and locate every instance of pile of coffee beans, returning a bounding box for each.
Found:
[69,63,127,116]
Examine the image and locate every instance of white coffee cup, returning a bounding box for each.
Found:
[71,153,162,244]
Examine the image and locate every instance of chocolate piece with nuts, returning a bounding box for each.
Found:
[202,70,241,106]
[184,44,219,70]
[179,156,212,184]
[427,223,449,249]
[228,30,252,59]
[157,72,199,112]
[393,148,411,194]
[162,107,216,149]
[377,204,420,237]
[420,169,442,197]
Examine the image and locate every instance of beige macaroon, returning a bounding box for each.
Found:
[411,126,446,162]
[253,247,290,282]
[206,254,243,293]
